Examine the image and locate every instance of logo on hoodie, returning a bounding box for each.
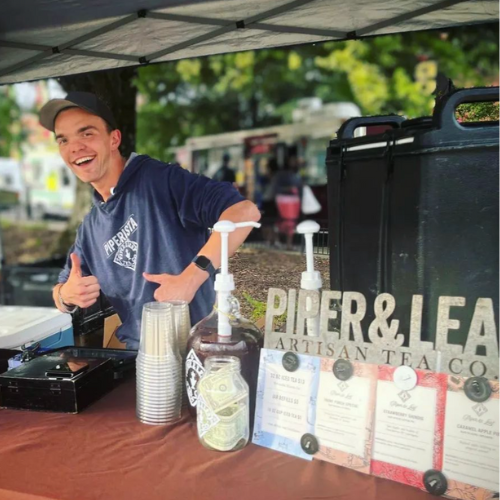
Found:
[104,215,139,271]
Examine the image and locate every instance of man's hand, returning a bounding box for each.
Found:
[143,264,206,303]
[60,253,101,308]
[142,200,260,305]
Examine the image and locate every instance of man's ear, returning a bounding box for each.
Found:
[110,129,122,151]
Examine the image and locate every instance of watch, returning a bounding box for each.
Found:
[192,255,217,276]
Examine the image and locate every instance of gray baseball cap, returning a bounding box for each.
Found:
[39,91,117,132]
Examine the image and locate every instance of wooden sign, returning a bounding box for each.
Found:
[265,289,499,379]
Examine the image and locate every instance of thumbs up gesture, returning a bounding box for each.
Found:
[59,253,101,309]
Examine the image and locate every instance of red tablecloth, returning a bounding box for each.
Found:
[0,378,435,500]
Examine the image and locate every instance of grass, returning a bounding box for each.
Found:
[242,291,287,326]
[0,218,49,231]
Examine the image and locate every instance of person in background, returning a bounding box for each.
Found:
[213,153,236,184]
[271,147,303,199]
[40,91,260,349]
[260,157,279,245]
[272,146,303,249]
[261,157,279,218]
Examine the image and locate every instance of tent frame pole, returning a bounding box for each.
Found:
[144,0,319,63]
[355,0,470,36]
[0,0,493,82]
[0,12,142,78]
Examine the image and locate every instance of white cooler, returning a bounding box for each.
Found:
[0,306,74,350]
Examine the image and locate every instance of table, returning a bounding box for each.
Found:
[0,377,436,500]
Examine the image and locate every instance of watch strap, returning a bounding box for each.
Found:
[191,255,216,276]
[57,284,78,314]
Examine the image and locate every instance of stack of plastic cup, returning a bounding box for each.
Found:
[136,302,182,425]
[167,300,191,409]
[168,300,191,359]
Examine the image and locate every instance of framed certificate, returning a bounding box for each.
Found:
[252,349,320,460]
[313,359,377,474]
[371,365,447,489]
[441,376,499,500]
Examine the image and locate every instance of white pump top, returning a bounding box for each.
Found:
[213,220,261,337]
[296,220,322,290]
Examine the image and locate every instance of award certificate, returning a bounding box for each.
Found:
[252,349,320,460]
[314,359,377,473]
[371,366,447,488]
[442,376,499,500]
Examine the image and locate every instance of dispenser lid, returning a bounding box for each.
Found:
[297,220,320,234]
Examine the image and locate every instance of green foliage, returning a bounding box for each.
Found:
[135,25,498,159]
[0,87,23,157]
[456,102,499,122]
[242,291,287,325]
[0,218,13,229]
[242,292,267,322]
[1,218,47,231]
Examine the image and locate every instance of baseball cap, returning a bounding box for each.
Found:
[39,91,118,132]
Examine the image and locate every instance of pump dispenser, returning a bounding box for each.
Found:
[213,221,260,338]
[297,221,323,337]
[185,221,263,419]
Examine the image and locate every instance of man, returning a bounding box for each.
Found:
[272,146,303,249]
[213,153,236,184]
[40,91,260,349]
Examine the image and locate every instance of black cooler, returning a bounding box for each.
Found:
[326,87,499,346]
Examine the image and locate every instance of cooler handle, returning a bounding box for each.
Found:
[435,86,499,131]
[337,115,405,140]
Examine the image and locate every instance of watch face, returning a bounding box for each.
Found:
[194,255,211,270]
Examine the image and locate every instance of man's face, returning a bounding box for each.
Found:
[54,107,120,185]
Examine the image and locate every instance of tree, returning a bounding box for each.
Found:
[53,67,137,254]
[51,24,499,253]
[135,24,499,161]
[0,86,23,157]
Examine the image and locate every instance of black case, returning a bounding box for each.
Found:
[53,346,137,379]
[0,350,115,413]
[327,87,499,345]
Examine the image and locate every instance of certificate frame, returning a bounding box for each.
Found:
[370,365,447,489]
[252,349,320,461]
[442,376,499,500]
[314,359,377,474]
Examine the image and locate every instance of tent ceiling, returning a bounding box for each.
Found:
[0,0,498,85]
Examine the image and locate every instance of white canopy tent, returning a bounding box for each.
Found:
[0,0,498,85]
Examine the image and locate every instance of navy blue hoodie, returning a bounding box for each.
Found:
[59,154,244,349]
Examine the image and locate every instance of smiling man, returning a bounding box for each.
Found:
[40,91,260,349]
